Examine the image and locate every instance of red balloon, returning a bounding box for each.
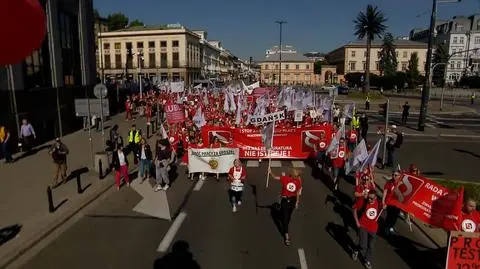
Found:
[0,0,47,66]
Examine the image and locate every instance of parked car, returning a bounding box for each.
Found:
[337,85,349,95]
[321,85,337,91]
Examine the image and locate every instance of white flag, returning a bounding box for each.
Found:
[193,107,206,128]
[261,122,274,150]
[326,125,345,154]
[235,91,244,125]
[159,122,168,139]
[359,138,382,171]
[170,81,185,93]
[345,139,368,174]
[246,81,260,94]
[223,91,230,112]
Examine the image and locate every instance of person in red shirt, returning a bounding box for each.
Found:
[347,128,358,152]
[354,175,375,199]
[329,138,348,191]
[210,136,222,148]
[125,96,132,121]
[352,190,381,269]
[314,131,328,169]
[145,102,152,124]
[458,198,480,232]
[383,171,401,234]
[228,159,247,213]
[268,168,302,246]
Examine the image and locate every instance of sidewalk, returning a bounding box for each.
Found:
[0,112,155,269]
[374,169,449,249]
[368,123,480,138]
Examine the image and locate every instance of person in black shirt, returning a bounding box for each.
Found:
[359,114,369,142]
[48,138,69,187]
[401,101,410,125]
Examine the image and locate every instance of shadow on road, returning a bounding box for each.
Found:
[153,240,200,269]
[0,224,22,246]
[14,144,50,162]
[325,222,356,257]
[454,148,480,159]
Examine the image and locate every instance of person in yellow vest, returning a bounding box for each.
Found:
[128,124,142,164]
[0,125,13,163]
[351,113,361,133]
[471,92,476,105]
[365,95,370,110]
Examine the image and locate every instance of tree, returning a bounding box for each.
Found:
[353,5,388,93]
[106,12,129,31]
[407,53,420,87]
[93,9,100,20]
[129,19,144,27]
[379,33,398,77]
[314,60,328,74]
[432,45,449,87]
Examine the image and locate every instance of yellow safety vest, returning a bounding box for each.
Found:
[0,127,5,143]
[366,96,370,102]
[352,116,360,129]
[128,130,141,144]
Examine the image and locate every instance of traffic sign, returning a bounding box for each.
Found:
[94,84,108,99]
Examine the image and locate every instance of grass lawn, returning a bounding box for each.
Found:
[348,91,385,100]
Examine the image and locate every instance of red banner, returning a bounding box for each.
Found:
[201,125,333,159]
[386,173,463,229]
[446,231,480,269]
[165,104,185,124]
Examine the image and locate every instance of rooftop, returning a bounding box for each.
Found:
[261,52,312,62]
[111,23,185,32]
[345,39,428,48]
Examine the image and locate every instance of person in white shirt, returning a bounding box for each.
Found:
[228,159,246,213]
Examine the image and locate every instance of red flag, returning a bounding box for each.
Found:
[443,187,464,231]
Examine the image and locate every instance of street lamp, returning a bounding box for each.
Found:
[418,0,462,131]
[275,20,287,90]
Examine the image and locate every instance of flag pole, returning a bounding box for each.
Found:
[266,119,276,188]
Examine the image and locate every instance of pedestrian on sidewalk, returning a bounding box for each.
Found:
[0,125,13,163]
[112,145,130,190]
[471,92,476,105]
[154,139,173,191]
[401,102,410,125]
[125,96,133,121]
[109,124,122,150]
[228,159,246,213]
[385,125,401,168]
[352,190,381,269]
[359,114,369,142]
[138,138,153,182]
[19,119,36,152]
[383,171,400,235]
[365,95,370,110]
[268,168,302,246]
[48,138,69,187]
[128,124,141,164]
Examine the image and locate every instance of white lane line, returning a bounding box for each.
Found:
[246,160,259,167]
[157,212,187,252]
[270,160,282,167]
[193,179,205,191]
[292,161,306,168]
[298,248,308,269]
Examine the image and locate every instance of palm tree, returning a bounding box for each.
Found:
[354,5,388,92]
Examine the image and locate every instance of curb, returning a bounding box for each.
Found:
[367,131,480,139]
[0,177,115,269]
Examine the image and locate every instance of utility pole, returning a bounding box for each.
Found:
[275,20,287,90]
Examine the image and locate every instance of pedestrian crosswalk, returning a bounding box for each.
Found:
[246,160,309,168]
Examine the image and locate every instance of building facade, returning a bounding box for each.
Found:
[193,31,221,80]
[1,0,96,143]
[260,48,338,86]
[410,15,480,83]
[327,40,428,76]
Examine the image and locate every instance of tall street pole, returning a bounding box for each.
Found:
[275,20,287,90]
[418,0,436,131]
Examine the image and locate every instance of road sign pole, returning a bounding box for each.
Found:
[100,93,105,150]
[86,87,94,169]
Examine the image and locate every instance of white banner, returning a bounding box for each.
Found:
[248,110,285,125]
[188,148,239,173]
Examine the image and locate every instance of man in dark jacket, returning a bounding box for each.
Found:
[359,114,369,142]
[138,138,153,181]
[48,138,69,187]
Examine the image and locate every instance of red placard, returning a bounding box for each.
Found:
[446,232,480,269]
[387,173,463,229]
[201,125,333,159]
[165,104,185,124]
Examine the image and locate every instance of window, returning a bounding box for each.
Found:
[453,37,458,44]
[148,41,155,48]
[264,64,269,70]
[460,37,465,44]
[450,61,454,68]
[305,74,310,81]
[377,51,381,58]
[160,41,167,47]
[103,43,110,50]
[24,46,52,88]
[476,37,480,44]
[376,61,380,71]
[363,61,367,70]
[58,9,80,86]
[173,52,179,68]
[351,50,356,57]
[295,74,299,80]
[296,64,299,70]
[457,61,461,69]
[172,72,180,81]
[114,43,121,50]
[285,64,289,70]
[364,51,367,57]
[104,55,111,69]
[160,53,167,68]
[403,51,407,58]
[115,54,122,69]
[275,64,278,69]
[172,40,179,47]
[149,53,155,68]
[401,62,407,71]
[349,61,356,71]
[455,24,464,32]
[305,64,310,69]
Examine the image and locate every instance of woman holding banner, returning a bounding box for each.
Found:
[268,168,302,246]
[228,159,246,213]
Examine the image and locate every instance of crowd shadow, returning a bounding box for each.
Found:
[0,224,22,246]
[325,222,356,257]
[153,240,200,269]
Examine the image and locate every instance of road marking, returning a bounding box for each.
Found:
[425,123,436,129]
[157,212,187,252]
[270,160,282,167]
[193,179,205,191]
[131,180,171,220]
[291,161,306,168]
[298,248,308,269]
[440,134,480,138]
[246,160,259,167]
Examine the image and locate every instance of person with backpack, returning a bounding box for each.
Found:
[386,125,402,168]
[352,190,382,269]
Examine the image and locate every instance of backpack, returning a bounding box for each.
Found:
[394,133,403,148]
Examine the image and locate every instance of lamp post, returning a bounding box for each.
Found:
[418,0,462,131]
[275,20,287,90]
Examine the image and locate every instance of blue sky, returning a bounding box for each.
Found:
[94,0,480,60]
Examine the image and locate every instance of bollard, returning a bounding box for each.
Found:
[146,124,150,138]
[76,173,83,194]
[99,159,103,180]
[47,186,54,213]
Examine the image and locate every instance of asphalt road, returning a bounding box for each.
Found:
[18,159,447,269]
